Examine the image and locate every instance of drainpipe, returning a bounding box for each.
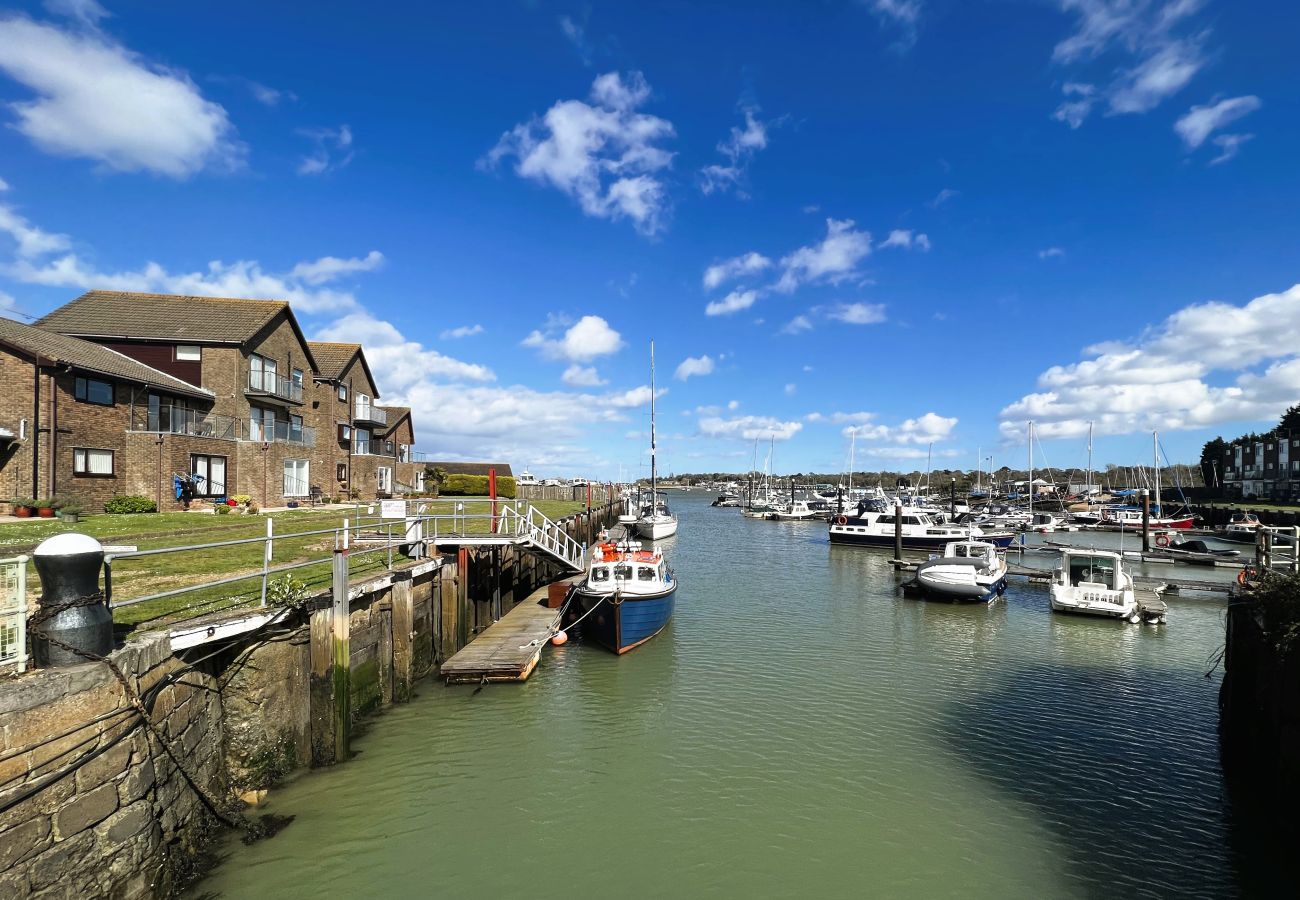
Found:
[30,359,40,499]
[47,370,58,500]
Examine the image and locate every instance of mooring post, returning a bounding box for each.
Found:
[331,520,352,761]
[950,477,956,519]
[489,467,498,535]
[260,516,273,608]
[894,500,903,560]
[1141,488,1151,553]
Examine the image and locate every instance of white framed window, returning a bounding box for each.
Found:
[191,454,227,496]
[74,448,115,476]
[377,466,392,493]
[250,407,277,441]
[283,459,309,497]
[337,384,348,401]
[176,345,201,361]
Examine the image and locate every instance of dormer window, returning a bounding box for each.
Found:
[176,345,201,361]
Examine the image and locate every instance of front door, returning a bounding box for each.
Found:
[377,466,392,494]
[283,459,308,497]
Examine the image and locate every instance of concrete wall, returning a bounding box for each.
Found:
[0,634,224,899]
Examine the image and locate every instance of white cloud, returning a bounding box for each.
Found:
[866,0,924,50]
[703,251,771,290]
[0,177,8,191]
[43,0,107,26]
[0,16,242,177]
[441,324,485,340]
[561,364,607,387]
[698,414,803,441]
[775,218,872,293]
[0,202,71,258]
[928,188,958,208]
[826,302,887,325]
[999,282,1300,440]
[288,250,384,285]
[879,229,930,251]
[840,411,957,444]
[559,15,593,66]
[317,313,495,388]
[1209,133,1253,166]
[705,289,758,317]
[784,383,797,396]
[1174,95,1261,149]
[700,104,774,197]
[1039,246,1066,259]
[1050,1,1210,125]
[297,125,354,176]
[674,355,715,380]
[728,399,740,410]
[522,314,625,362]
[780,314,813,335]
[481,71,675,235]
[861,446,962,461]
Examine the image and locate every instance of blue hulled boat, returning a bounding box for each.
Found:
[570,539,676,654]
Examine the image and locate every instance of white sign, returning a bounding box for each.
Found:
[380,500,406,520]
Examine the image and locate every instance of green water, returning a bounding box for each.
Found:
[195,494,1280,898]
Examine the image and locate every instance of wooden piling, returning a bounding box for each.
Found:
[894,500,903,560]
[330,538,351,762]
[390,572,414,702]
[1142,488,1151,552]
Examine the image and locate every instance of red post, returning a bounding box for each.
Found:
[489,467,497,534]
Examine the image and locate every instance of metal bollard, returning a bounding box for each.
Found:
[31,533,113,667]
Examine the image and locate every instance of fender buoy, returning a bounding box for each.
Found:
[1154,533,1170,548]
[550,630,568,646]
[834,515,848,526]
[1238,568,1252,585]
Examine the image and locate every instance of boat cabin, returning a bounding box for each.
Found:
[585,541,671,595]
[1063,551,1122,590]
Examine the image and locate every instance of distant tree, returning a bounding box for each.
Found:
[1278,404,1300,436]
[1200,437,1227,487]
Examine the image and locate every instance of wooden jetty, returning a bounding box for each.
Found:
[440,577,581,684]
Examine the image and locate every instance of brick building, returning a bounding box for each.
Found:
[1221,434,1300,500]
[0,290,427,512]
[0,317,215,512]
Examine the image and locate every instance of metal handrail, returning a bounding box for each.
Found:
[354,402,388,425]
[247,370,304,403]
[130,405,241,441]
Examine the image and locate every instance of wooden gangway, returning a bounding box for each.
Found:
[440,576,582,683]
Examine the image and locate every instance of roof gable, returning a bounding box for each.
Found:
[308,341,379,397]
[0,317,212,398]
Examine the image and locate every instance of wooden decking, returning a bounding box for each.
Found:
[440,578,578,684]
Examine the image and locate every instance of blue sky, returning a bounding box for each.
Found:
[1,0,1299,479]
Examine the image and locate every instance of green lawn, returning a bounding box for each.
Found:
[3,498,586,631]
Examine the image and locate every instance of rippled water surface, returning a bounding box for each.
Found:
[196,493,1277,898]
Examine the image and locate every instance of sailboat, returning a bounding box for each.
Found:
[635,341,678,540]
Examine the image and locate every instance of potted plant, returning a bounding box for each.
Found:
[35,498,59,518]
[56,500,83,523]
[12,498,35,518]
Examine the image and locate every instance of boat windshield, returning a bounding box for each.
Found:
[591,567,610,583]
[1068,555,1117,588]
[613,565,633,581]
[638,566,657,581]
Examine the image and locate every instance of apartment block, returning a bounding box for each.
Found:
[1221,434,1300,500]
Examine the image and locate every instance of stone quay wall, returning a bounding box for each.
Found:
[0,498,623,898]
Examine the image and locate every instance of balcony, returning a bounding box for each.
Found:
[353,437,395,457]
[353,402,387,426]
[246,370,304,405]
[409,449,429,463]
[130,405,241,441]
[248,420,316,447]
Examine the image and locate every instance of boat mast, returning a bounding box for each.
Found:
[849,429,856,493]
[976,446,981,493]
[1153,430,1159,515]
[925,442,933,497]
[1028,421,1034,520]
[649,340,657,511]
[1086,421,1093,496]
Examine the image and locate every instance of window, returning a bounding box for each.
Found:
[377,466,392,493]
[638,567,656,581]
[1267,462,1275,470]
[337,463,348,482]
[613,565,633,580]
[74,377,113,406]
[292,368,304,388]
[283,459,309,497]
[289,414,304,443]
[176,345,201,361]
[147,394,192,433]
[74,448,114,476]
[355,427,371,454]
[191,454,227,497]
[592,567,610,583]
[337,384,348,401]
[249,354,277,391]
[250,407,277,441]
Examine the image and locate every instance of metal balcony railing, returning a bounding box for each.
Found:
[130,405,241,441]
[247,370,304,403]
[354,438,396,457]
[248,420,316,447]
[354,402,387,425]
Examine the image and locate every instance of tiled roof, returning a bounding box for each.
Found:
[307,342,361,380]
[377,405,411,435]
[0,317,211,398]
[38,291,288,344]
[307,340,379,397]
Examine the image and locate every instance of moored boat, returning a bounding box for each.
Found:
[570,539,676,653]
[915,541,1008,601]
[1049,548,1158,623]
[829,500,1016,550]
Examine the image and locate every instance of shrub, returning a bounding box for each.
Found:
[104,495,158,514]
[56,499,83,516]
[36,498,60,509]
[214,504,231,515]
[13,498,35,509]
[231,494,253,506]
[1253,572,1300,657]
[438,474,516,498]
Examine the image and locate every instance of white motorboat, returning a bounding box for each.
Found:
[1050,549,1162,623]
[1218,512,1262,544]
[829,500,1016,550]
[765,499,820,521]
[915,541,1008,601]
